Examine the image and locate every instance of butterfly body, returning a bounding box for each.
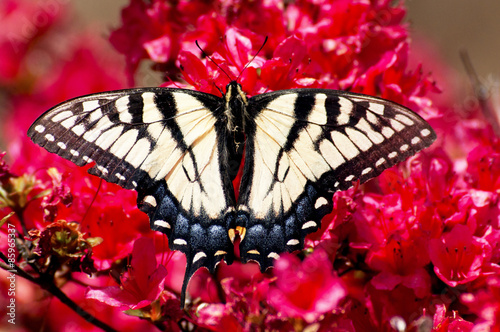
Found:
[28,80,436,306]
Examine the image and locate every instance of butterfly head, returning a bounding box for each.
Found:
[225,81,247,105]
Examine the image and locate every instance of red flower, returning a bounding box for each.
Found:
[86,237,168,310]
[364,284,431,331]
[367,236,431,298]
[429,224,492,287]
[462,276,500,330]
[268,249,346,323]
[111,0,438,118]
[466,143,500,191]
[109,0,218,83]
[196,302,242,331]
[431,304,475,332]
[407,149,456,204]
[196,276,279,331]
[305,187,359,245]
[0,0,67,85]
[40,168,73,223]
[0,152,14,182]
[79,185,152,269]
[259,36,313,91]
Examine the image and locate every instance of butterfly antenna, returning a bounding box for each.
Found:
[236,36,268,82]
[214,83,224,97]
[195,40,233,81]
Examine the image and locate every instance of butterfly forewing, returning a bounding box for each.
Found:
[237,89,436,269]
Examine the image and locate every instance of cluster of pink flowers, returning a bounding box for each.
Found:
[1,0,499,331]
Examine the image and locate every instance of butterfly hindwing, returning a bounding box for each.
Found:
[28,88,238,302]
[237,89,436,269]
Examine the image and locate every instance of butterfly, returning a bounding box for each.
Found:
[28,78,436,307]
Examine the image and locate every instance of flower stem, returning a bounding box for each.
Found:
[0,252,117,332]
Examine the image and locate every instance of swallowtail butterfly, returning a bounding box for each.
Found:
[28,78,436,307]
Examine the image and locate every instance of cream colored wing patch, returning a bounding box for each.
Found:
[248,93,332,219]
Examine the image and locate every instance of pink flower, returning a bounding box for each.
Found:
[466,143,500,191]
[109,0,218,83]
[0,0,67,84]
[0,152,14,184]
[196,303,244,331]
[408,149,456,205]
[432,304,474,332]
[111,0,438,117]
[40,168,73,223]
[364,283,430,331]
[8,134,152,268]
[367,236,431,298]
[86,237,168,310]
[259,36,313,91]
[461,276,500,330]
[196,276,278,331]
[45,275,156,331]
[305,187,359,245]
[429,224,492,287]
[78,185,152,269]
[268,249,346,323]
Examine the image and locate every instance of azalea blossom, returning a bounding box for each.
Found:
[268,249,347,323]
[86,237,168,310]
[462,276,500,329]
[429,224,492,287]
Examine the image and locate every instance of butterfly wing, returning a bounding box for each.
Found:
[28,88,238,304]
[238,89,436,269]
